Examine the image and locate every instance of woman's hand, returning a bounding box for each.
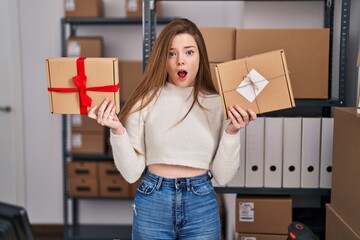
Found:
[88,98,125,135]
[225,105,257,135]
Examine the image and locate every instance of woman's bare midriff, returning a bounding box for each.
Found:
[147,164,208,179]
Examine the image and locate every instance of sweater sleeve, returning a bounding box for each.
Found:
[110,109,146,184]
[210,121,241,186]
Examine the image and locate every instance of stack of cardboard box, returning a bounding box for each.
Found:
[326,107,360,240]
[68,161,99,197]
[235,195,291,240]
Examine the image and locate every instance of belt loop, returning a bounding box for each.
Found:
[208,171,213,180]
[186,178,191,192]
[155,176,163,191]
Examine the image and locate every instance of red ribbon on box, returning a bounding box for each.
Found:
[48,57,120,114]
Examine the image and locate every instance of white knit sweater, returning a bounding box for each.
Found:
[110,82,241,185]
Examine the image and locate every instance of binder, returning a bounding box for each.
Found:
[282,118,302,188]
[228,128,246,187]
[301,118,321,188]
[319,117,334,188]
[264,117,283,188]
[245,117,265,187]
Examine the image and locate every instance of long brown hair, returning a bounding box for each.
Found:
[119,18,217,125]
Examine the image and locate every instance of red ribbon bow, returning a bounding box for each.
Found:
[48,57,120,114]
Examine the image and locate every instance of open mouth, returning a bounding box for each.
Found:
[177,70,187,80]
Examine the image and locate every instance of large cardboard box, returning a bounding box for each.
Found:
[215,50,295,118]
[200,28,236,62]
[235,195,292,234]
[331,107,360,235]
[125,0,161,17]
[67,37,103,57]
[119,61,143,102]
[71,115,105,132]
[64,0,103,18]
[236,29,330,99]
[236,233,287,240]
[68,161,98,178]
[46,58,120,114]
[326,204,360,240]
[71,131,106,154]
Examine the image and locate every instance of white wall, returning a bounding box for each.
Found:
[16,0,360,239]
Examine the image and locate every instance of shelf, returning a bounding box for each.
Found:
[215,187,330,196]
[61,17,177,25]
[65,224,132,240]
[69,153,114,161]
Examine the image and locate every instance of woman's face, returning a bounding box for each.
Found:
[166,33,200,87]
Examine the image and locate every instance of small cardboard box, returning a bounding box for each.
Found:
[68,177,98,197]
[68,161,98,178]
[67,37,103,57]
[71,131,106,154]
[64,0,103,18]
[331,107,360,235]
[236,28,330,99]
[235,195,292,234]
[215,50,295,118]
[236,233,288,240]
[99,177,130,198]
[119,60,143,102]
[200,28,236,62]
[125,0,161,18]
[326,204,360,240]
[46,57,120,114]
[98,162,120,178]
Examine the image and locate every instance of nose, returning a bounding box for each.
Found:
[177,56,185,66]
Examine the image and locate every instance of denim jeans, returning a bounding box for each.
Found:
[132,170,220,240]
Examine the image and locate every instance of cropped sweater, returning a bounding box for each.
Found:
[110,82,241,185]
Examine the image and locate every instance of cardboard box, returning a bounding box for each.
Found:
[215,50,295,118]
[200,28,236,62]
[236,233,288,240]
[64,0,103,18]
[46,57,120,114]
[357,52,360,67]
[326,204,360,240]
[125,0,161,17]
[210,63,220,92]
[68,161,98,178]
[99,177,130,198]
[68,177,98,197]
[71,115,105,132]
[331,107,360,235]
[98,162,120,178]
[235,195,292,234]
[67,37,103,57]
[119,61,143,102]
[71,131,106,154]
[236,29,330,99]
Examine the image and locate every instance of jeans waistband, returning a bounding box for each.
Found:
[143,169,212,191]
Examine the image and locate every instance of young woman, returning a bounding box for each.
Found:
[88,18,256,240]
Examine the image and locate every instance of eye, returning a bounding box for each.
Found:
[169,51,176,57]
[186,50,194,56]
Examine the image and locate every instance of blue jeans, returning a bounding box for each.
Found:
[132,170,220,240]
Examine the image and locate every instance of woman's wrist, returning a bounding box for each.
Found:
[111,127,125,135]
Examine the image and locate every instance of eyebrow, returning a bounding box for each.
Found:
[169,45,196,50]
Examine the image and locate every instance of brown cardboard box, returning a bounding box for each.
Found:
[235,195,292,234]
[67,37,103,57]
[68,161,98,178]
[215,50,295,118]
[64,0,103,18]
[71,115,105,132]
[46,58,120,114]
[68,177,98,197]
[331,107,360,235]
[71,131,106,154]
[119,61,143,102]
[98,162,120,178]
[357,52,360,66]
[99,177,130,198]
[125,0,161,17]
[210,62,220,92]
[236,233,288,240]
[200,28,236,62]
[326,204,360,240]
[236,29,330,99]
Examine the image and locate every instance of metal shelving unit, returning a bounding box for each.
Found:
[60,0,351,239]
